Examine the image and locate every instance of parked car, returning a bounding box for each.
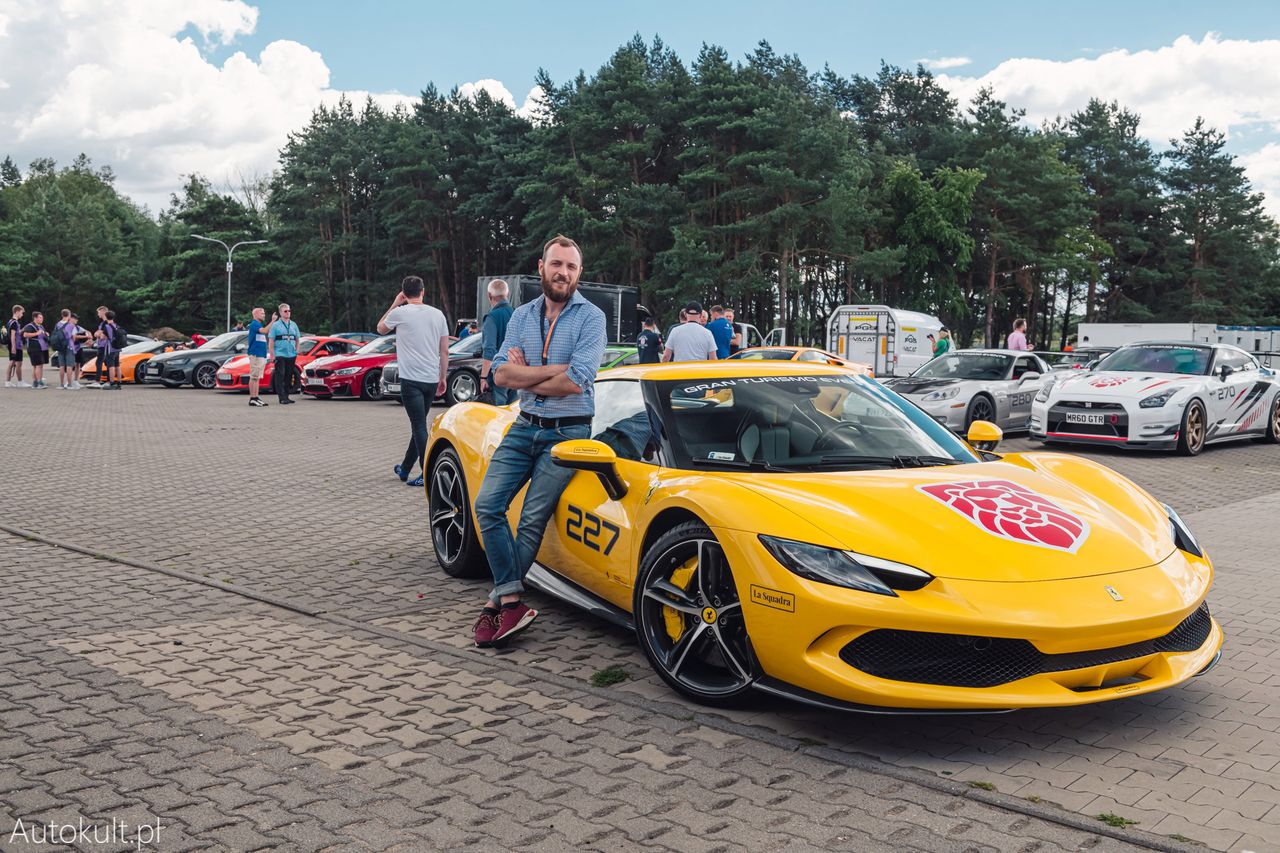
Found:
[331,331,379,344]
[882,349,1054,433]
[426,360,1221,710]
[728,346,872,376]
[78,339,180,383]
[52,334,152,368]
[380,359,402,401]
[138,331,249,389]
[215,336,361,392]
[302,334,396,400]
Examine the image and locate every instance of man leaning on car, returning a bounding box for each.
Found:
[471,235,607,648]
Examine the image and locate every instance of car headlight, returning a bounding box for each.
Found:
[1140,389,1178,408]
[166,358,190,367]
[1035,382,1054,403]
[759,535,933,596]
[920,386,960,403]
[333,366,361,375]
[1163,503,1203,557]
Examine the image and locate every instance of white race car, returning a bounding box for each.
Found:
[1029,341,1280,455]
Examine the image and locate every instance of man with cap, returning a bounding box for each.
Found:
[662,300,719,362]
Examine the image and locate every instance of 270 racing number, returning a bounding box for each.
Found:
[566,505,620,556]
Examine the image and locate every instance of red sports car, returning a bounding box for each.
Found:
[302,334,397,400]
[215,336,362,392]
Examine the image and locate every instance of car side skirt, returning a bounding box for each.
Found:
[525,562,634,632]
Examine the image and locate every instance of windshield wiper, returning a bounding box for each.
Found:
[818,454,965,468]
[695,456,798,473]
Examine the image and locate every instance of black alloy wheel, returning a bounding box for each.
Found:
[446,369,479,405]
[193,363,218,389]
[964,394,995,430]
[634,520,756,706]
[1178,401,1206,456]
[428,447,487,579]
[361,370,383,401]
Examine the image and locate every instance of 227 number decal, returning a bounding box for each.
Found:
[566,505,620,555]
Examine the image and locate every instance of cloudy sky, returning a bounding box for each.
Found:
[3,0,1279,215]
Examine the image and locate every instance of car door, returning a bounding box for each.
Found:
[539,380,658,611]
[1215,349,1262,435]
[1004,356,1043,429]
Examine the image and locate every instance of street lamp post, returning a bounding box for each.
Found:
[191,235,268,332]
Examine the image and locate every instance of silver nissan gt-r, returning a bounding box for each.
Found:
[882,349,1054,433]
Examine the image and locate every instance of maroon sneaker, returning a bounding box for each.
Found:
[491,602,538,644]
[473,608,500,647]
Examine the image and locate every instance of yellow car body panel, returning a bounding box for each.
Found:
[426,361,1220,711]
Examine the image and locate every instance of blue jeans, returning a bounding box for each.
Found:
[491,384,515,406]
[474,418,590,602]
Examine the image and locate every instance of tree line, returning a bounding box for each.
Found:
[2,36,1277,348]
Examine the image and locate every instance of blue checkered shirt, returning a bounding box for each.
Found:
[491,290,607,418]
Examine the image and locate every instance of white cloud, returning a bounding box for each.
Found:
[457,78,544,120]
[916,56,971,70]
[1240,144,1280,219]
[0,1,427,213]
[935,33,1280,217]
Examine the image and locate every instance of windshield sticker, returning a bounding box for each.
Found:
[918,480,1089,553]
[679,375,851,394]
[707,451,736,461]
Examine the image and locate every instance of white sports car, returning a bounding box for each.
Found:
[1029,342,1280,455]
[883,349,1054,433]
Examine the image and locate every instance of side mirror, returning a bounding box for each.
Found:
[966,420,1003,452]
[1218,364,1234,380]
[551,439,627,500]
[1018,371,1041,384]
[234,344,246,353]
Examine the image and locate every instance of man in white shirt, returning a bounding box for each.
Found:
[378,275,451,488]
[662,301,719,362]
[1006,318,1031,351]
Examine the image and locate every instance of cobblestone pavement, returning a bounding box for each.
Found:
[2,384,1277,851]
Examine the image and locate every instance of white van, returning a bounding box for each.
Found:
[826,305,944,378]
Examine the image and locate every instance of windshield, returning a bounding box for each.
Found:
[657,374,977,471]
[728,349,794,361]
[1096,345,1211,375]
[356,335,396,355]
[914,352,1012,381]
[600,348,631,367]
[201,332,243,350]
[449,334,482,356]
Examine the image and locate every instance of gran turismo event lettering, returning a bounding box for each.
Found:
[9,816,161,849]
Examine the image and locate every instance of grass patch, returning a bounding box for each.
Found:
[1168,834,1196,844]
[590,665,630,687]
[1024,795,1042,804]
[1096,812,1138,828]
[796,736,825,747]
[967,780,996,791]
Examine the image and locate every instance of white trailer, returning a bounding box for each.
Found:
[1076,322,1280,352]
[826,305,944,378]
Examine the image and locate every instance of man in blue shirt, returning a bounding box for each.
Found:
[246,306,273,407]
[267,303,300,404]
[472,236,606,648]
[707,305,734,359]
[479,279,514,405]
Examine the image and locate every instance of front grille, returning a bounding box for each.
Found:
[310,369,332,378]
[383,365,399,383]
[1055,401,1125,411]
[840,604,1213,688]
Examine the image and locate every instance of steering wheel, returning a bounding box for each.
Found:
[812,420,865,450]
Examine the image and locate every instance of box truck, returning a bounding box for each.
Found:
[826,305,944,378]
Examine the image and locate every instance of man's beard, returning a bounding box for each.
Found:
[541,269,576,304]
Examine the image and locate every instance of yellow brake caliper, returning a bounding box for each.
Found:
[664,558,698,643]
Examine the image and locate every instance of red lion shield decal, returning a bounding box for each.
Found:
[1089,376,1130,388]
[918,480,1089,552]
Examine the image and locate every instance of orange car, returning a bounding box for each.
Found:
[727,346,874,377]
[80,339,181,383]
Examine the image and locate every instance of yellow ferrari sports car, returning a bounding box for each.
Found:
[424,361,1221,712]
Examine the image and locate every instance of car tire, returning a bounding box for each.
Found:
[193,363,218,389]
[633,520,757,707]
[964,394,996,430]
[360,370,383,401]
[1177,400,1207,456]
[445,369,480,406]
[428,447,488,579]
[1261,393,1280,444]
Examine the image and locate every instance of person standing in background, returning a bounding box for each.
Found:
[267,304,300,405]
[707,305,733,360]
[724,308,742,355]
[54,309,76,389]
[378,275,450,487]
[933,328,951,356]
[5,305,26,387]
[21,311,48,388]
[480,279,514,406]
[636,317,663,364]
[97,310,122,389]
[663,301,718,362]
[1006,318,1030,351]
[246,306,271,407]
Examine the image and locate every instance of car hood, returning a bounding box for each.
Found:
[309,352,393,370]
[882,377,962,395]
[728,453,1174,582]
[222,356,247,369]
[1050,370,1198,398]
